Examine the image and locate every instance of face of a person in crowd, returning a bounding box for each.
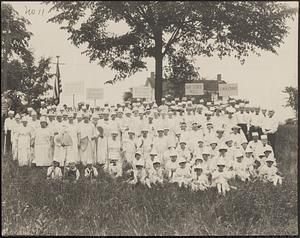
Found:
[69,117,74,124]
[228,113,233,119]
[57,116,62,122]
[53,161,59,168]
[83,117,89,123]
[157,130,164,137]
[164,129,169,136]
[150,154,156,160]
[261,139,268,146]
[241,143,248,150]
[135,154,141,160]
[77,117,82,122]
[217,165,225,172]
[112,133,118,140]
[255,108,260,114]
[111,114,116,120]
[103,113,109,121]
[180,123,187,130]
[215,110,221,116]
[245,152,252,158]
[232,128,239,134]
[237,156,243,163]
[253,160,261,169]
[133,110,138,117]
[198,141,204,148]
[253,135,259,142]
[63,115,68,121]
[219,149,227,156]
[153,163,160,170]
[139,113,144,120]
[128,132,134,139]
[195,159,202,165]
[180,143,186,150]
[22,121,28,127]
[210,143,217,150]
[266,161,274,168]
[192,123,198,131]
[264,151,271,157]
[195,168,203,176]
[69,163,76,170]
[226,141,233,147]
[262,109,267,115]
[240,107,245,113]
[268,111,275,117]
[125,113,131,118]
[170,155,177,162]
[40,121,47,128]
[142,131,148,138]
[179,162,186,169]
[216,131,224,138]
[202,154,209,161]
[117,112,122,119]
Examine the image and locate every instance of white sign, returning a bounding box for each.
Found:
[63,81,84,96]
[86,88,104,100]
[132,87,152,98]
[185,83,204,95]
[218,84,238,96]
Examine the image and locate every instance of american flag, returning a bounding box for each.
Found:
[53,57,62,105]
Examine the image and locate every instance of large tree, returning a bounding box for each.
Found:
[1,3,54,112]
[283,86,298,118]
[47,1,297,105]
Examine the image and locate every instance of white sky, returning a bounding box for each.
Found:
[6,1,299,122]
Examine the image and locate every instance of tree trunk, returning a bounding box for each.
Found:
[154,29,163,106]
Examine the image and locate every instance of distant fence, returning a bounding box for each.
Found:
[275,123,298,180]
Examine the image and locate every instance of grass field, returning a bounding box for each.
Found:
[1,124,298,236]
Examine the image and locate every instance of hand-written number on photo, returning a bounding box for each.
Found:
[25,6,45,16]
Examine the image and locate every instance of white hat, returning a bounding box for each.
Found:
[194,164,203,170]
[241,140,248,145]
[261,135,268,140]
[152,158,161,165]
[178,157,187,164]
[91,113,99,119]
[21,117,28,122]
[202,148,211,155]
[135,150,142,156]
[169,150,178,157]
[263,145,273,152]
[135,160,144,167]
[8,110,14,115]
[179,140,187,145]
[128,128,135,134]
[150,149,158,156]
[15,114,21,119]
[216,159,226,166]
[235,152,243,158]
[111,130,119,135]
[40,116,47,123]
[245,146,253,153]
[231,125,240,129]
[252,132,259,137]
[266,157,275,163]
[218,144,228,151]
[31,111,37,116]
[216,127,225,132]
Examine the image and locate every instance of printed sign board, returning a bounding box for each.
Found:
[218,83,238,97]
[63,81,84,96]
[132,87,152,98]
[185,83,204,95]
[86,88,104,100]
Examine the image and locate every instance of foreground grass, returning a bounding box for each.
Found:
[2,124,298,236]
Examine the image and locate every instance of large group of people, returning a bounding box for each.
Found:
[3,97,282,195]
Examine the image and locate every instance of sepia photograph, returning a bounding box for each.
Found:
[1,1,298,236]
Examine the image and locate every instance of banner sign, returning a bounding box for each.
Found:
[86,88,104,100]
[63,81,84,96]
[185,83,204,95]
[132,87,152,98]
[218,83,238,96]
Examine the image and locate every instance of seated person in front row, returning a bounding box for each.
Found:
[65,161,80,182]
[47,159,62,180]
[84,160,99,181]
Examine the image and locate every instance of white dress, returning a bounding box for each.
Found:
[65,123,79,164]
[33,127,52,166]
[78,122,96,165]
[17,125,32,166]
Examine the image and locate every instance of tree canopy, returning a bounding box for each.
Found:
[1,3,54,112]
[47,1,297,105]
[283,86,298,117]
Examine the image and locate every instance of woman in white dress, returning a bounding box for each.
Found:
[65,113,80,164]
[17,117,32,166]
[32,117,53,167]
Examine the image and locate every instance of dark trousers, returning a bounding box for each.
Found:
[248,126,263,141]
[237,123,248,140]
[5,130,12,154]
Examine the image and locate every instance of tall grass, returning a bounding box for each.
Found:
[2,124,298,236]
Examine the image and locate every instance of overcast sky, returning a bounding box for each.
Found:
[6,1,298,122]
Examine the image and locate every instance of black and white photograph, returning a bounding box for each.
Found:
[1,1,298,236]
